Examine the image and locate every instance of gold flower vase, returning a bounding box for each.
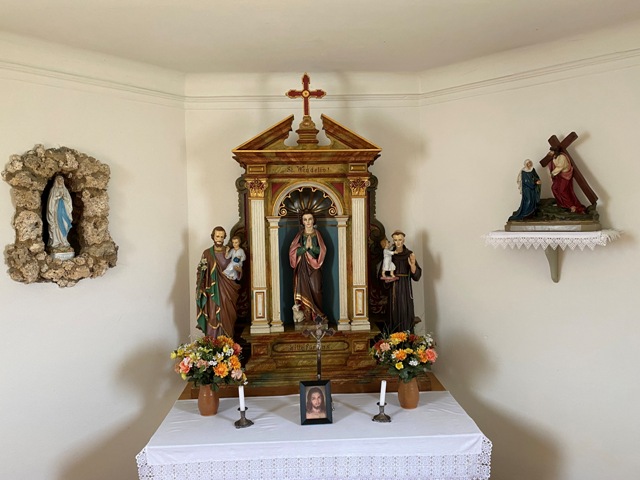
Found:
[197,384,220,416]
[397,377,419,409]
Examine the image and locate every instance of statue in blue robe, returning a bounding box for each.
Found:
[509,160,541,221]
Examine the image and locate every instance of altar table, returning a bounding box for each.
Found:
[136,391,491,480]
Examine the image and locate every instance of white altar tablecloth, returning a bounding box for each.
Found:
[136,391,491,480]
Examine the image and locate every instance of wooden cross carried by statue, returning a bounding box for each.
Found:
[539,132,598,206]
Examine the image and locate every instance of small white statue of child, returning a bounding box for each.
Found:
[380,237,396,279]
[223,235,246,282]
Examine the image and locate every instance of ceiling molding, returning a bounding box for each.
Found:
[2,46,639,110]
[0,60,184,108]
[418,47,640,106]
[183,93,419,110]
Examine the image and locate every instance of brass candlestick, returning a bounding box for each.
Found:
[234,408,254,429]
[372,402,391,423]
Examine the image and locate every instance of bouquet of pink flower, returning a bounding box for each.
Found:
[371,331,437,383]
[171,335,247,390]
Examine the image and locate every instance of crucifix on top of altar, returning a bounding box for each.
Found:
[231,73,382,336]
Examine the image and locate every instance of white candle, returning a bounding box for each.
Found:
[379,380,387,406]
[239,385,246,411]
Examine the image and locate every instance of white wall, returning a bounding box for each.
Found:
[0,36,189,480]
[2,20,640,480]
[416,25,640,480]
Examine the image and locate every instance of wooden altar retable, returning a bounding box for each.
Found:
[228,75,409,388]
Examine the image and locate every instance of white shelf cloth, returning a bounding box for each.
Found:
[483,229,621,251]
[136,391,491,480]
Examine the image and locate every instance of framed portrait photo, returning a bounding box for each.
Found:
[300,380,333,425]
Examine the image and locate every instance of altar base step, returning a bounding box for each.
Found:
[231,325,435,392]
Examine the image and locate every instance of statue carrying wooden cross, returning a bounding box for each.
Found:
[539,132,598,213]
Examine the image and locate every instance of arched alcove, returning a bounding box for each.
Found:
[275,186,341,325]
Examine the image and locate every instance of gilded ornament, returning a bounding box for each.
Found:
[349,178,370,196]
[248,179,266,198]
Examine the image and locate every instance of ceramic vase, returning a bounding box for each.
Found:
[397,377,419,409]
[197,384,220,416]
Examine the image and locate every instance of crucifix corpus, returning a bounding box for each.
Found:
[303,316,335,381]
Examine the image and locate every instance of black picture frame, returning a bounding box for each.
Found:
[299,380,333,425]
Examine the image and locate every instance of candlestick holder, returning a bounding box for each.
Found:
[372,402,391,423]
[234,408,254,428]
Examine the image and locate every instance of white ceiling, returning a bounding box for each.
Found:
[2,0,640,74]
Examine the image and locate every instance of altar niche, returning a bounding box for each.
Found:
[268,181,348,332]
[279,213,339,327]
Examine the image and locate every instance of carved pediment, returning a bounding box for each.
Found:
[232,114,381,167]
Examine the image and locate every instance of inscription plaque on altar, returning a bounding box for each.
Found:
[244,326,379,388]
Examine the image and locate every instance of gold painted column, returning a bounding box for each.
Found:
[248,179,270,334]
[266,216,284,332]
[335,215,350,330]
[349,177,371,331]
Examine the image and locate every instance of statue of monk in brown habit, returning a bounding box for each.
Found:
[385,230,422,333]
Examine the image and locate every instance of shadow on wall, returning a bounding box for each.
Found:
[323,72,427,222]
[363,117,424,223]
[58,342,183,480]
[171,229,191,341]
[58,232,190,480]
[418,229,440,334]
[443,330,561,480]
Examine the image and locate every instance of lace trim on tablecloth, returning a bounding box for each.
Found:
[136,436,492,480]
[483,229,621,251]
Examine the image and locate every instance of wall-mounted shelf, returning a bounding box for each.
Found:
[483,229,621,282]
